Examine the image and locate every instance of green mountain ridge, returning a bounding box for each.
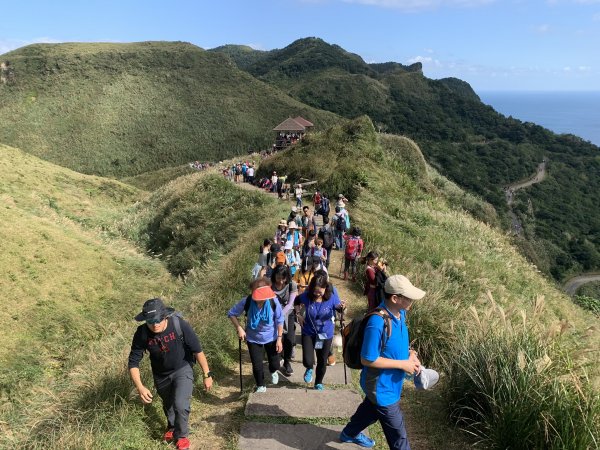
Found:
[211,37,600,282]
[0,41,339,178]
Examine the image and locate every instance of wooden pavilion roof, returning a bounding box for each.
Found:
[273,118,306,132]
[293,116,314,127]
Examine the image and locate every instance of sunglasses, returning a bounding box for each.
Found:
[146,318,162,325]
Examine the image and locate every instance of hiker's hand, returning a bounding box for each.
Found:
[409,349,418,360]
[137,386,153,404]
[400,359,420,375]
[276,338,283,353]
[237,327,246,341]
[297,314,305,327]
[203,376,213,391]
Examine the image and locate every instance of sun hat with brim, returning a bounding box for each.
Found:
[278,219,288,228]
[252,285,276,301]
[288,222,299,229]
[384,275,426,300]
[284,240,293,250]
[134,298,175,322]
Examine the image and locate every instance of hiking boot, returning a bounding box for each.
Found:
[256,386,267,393]
[176,437,191,450]
[314,383,325,391]
[271,371,279,385]
[339,431,375,448]
[163,428,175,442]
[327,354,336,366]
[304,368,314,383]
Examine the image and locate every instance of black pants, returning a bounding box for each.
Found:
[301,334,333,385]
[247,340,281,387]
[282,311,296,364]
[324,245,333,268]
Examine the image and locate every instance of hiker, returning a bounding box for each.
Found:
[286,221,304,251]
[310,238,328,266]
[265,243,284,278]
[271,265,299,376]
[313,189,322,213]
[363,251,380,312]
[318,216,335,268]
[295,184,303,208]
[302,229,317,259]
[375,259,389,306]
[295,270,345,390]
[339,275,425,449]
[284,240,301,276]
[293,255,319,294]
[274,220,288,246]
[344,227,364,281]
[271,171,278,192]
[333,206,348,250]
[228,278,284,393]
[337,194,348,209]
[247,164,255,184]
[128,298,213,450]
[252,239,272,280]
[319,193,331,220]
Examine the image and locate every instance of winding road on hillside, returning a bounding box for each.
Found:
[563,273,600,296]
[504,160,547,235]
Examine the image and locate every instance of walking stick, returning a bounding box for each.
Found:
[340,309,348,385]
[238,338,243,392]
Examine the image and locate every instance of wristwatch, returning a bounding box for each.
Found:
[203,371,214,379]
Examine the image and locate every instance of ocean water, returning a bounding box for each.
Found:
[478,91,600,147]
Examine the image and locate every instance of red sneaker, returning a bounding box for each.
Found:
[163,428,174,442]
[176,437,191,450]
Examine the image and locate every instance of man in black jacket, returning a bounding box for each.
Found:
[128,298,213,450]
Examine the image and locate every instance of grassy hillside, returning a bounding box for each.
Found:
[0,41,339,178]
[214,37,600,282]
[258,118,599,449]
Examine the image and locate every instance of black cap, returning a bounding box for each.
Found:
[134,298,175,322]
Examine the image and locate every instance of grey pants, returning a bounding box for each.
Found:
[154,364,194,440]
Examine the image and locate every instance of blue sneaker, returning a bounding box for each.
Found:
[304,368,313,383]
[339,431,375,448]
[314,383,324,391]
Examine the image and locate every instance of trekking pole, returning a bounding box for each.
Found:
[341,313,348,385]
[238,338,243,392]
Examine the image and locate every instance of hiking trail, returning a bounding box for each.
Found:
[232,180,466,449]
[504,159,547,236]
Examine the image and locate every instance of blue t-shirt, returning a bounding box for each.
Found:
[297,287,341,339]
[227,297,284,345]
[360,305,409,407]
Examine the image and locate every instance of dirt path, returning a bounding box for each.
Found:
[564,273,600,296]
[505,160,547,235]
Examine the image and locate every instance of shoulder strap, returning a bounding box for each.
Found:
[243,295,253,315]
[170,314,185,344]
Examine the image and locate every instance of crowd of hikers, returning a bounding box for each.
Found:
[188,160,214,171]
[127,184,439,450]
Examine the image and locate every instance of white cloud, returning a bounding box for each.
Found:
[534,24,551,33]
[408,55,442,67]
[563,66,572,71]
[0,37,61,55]
[341,0,495,12]
[578,65,592,71]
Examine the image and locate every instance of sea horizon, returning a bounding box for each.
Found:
[478,90,600,147]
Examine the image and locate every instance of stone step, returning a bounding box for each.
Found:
[245,387,362,419]
[268,359,352,386]
[239,422,369,450]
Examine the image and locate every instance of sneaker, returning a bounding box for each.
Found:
[304,368,313,383]
[339,431,375,448]
[163,428,174,442]
[176,437,191,450]
[414,367,440,390]
[327,354,336,366]
[314,383,324,391]
[271,371,279,385]
[281,361,294,376]
[256,386,267,393]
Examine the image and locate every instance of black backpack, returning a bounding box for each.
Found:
[341,308,392,370]
[321,197,330,214]
[243,295,277,315]
[335,215,347,232]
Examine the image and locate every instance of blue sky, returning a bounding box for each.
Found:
[1,0,599,91]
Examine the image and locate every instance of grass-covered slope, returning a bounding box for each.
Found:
[258,118,600,449]
[215,37,600,282]
[0,41,339,178]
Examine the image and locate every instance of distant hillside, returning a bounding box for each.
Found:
[0,41,339,177]
[214,37,600,281]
